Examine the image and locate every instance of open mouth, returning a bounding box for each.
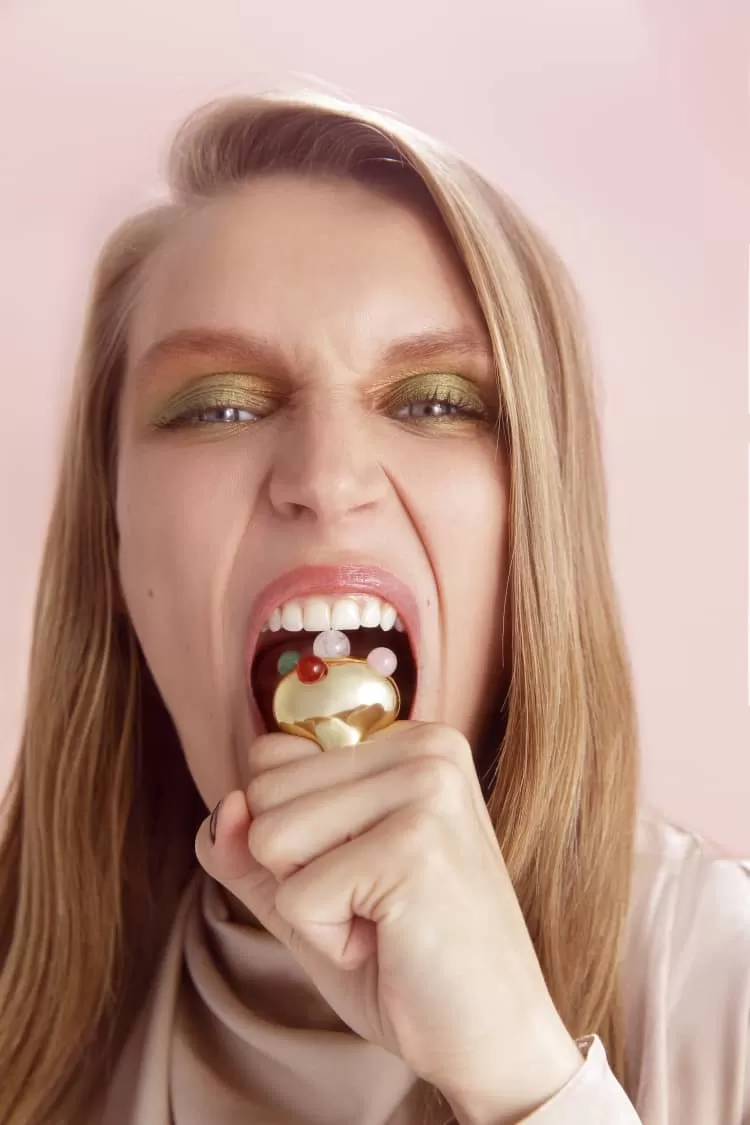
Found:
[249,594,418,733]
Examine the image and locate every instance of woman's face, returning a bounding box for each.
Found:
[116,174,511,809]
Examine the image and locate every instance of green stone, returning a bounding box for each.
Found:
[277,650,301,676]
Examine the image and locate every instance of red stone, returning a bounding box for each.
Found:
[296,655,328,684]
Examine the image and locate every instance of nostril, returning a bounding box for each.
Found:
[267,432,388,524]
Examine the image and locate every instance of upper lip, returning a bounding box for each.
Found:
[245,563,421,674]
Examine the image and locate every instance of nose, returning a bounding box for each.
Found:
[267,394,389,525]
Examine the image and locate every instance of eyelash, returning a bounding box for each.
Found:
[391,387,486,421]
[169,405,262,427]
[158,385,488,430]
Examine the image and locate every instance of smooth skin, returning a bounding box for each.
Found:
[118,176,584,1124]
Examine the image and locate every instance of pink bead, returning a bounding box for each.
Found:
[367,647,397,677]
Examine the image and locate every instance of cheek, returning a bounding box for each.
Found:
[114,438,268,804]
[412,441,510,724]
[115,444,250,714]
[117,442,249,585]
[417,438,508,576]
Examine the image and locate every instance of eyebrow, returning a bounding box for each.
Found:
[130,325,494,386]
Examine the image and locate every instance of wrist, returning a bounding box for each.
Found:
[445,1021,585,1125]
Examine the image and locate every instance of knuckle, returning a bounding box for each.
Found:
[407,757,463,814]
[245,774,274,815]
[247,733,286,775]
[248,811,303,880]
[248,731,314,778]
[247,813,281,867]
[391,805,442,856]
[403,722,472,768]
[436,724,473,765]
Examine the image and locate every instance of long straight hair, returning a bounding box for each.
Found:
[0,89,639,1123]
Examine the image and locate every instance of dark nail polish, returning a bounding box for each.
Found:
[209,799,223,844]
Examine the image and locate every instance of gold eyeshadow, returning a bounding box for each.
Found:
[150,372,280,429]
[146,367,497,435]
[376,371,489,413]
[372,372,496,431]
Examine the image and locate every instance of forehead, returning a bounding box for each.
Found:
[127,175,487,371]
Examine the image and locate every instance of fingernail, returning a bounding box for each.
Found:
[209,798,223,845]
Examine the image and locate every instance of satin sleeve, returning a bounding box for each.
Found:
[519,1035,641,1122]
[522,848,750,1124]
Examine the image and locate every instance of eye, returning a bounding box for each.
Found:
[392,389,486,421]
[150,375,277,431]
[173,405,261,426]
[384,377,492,428]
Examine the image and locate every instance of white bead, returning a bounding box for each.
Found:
[313,629,351,658]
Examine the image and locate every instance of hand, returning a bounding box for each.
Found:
[195,722,583,1125]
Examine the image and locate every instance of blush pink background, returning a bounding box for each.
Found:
[0,0,747,853]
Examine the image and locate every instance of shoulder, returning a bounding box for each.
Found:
[627,807,750,957]
[623,808,750,1119]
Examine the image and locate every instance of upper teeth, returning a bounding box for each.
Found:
[262,595,404,633]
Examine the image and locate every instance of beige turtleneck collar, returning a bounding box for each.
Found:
[100,869,428,1124]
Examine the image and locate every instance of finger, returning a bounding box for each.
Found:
[248,754,468,882]
[273,808,426,968]
[195,787,287,928]
[194,785,352,986]
[246,721,438,815]
[374,721,495,839]
[194,788,255,880]
[246,734,401,816]
[373,720,475,777]
[247,721,486,826]
[247,730,321,782]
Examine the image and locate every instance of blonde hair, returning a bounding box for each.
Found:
[0,89,639,1123]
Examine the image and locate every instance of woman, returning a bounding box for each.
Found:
[0,89,747,1125]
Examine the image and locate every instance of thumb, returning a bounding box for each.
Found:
[194,789,350,993]
[195,788,282,937]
